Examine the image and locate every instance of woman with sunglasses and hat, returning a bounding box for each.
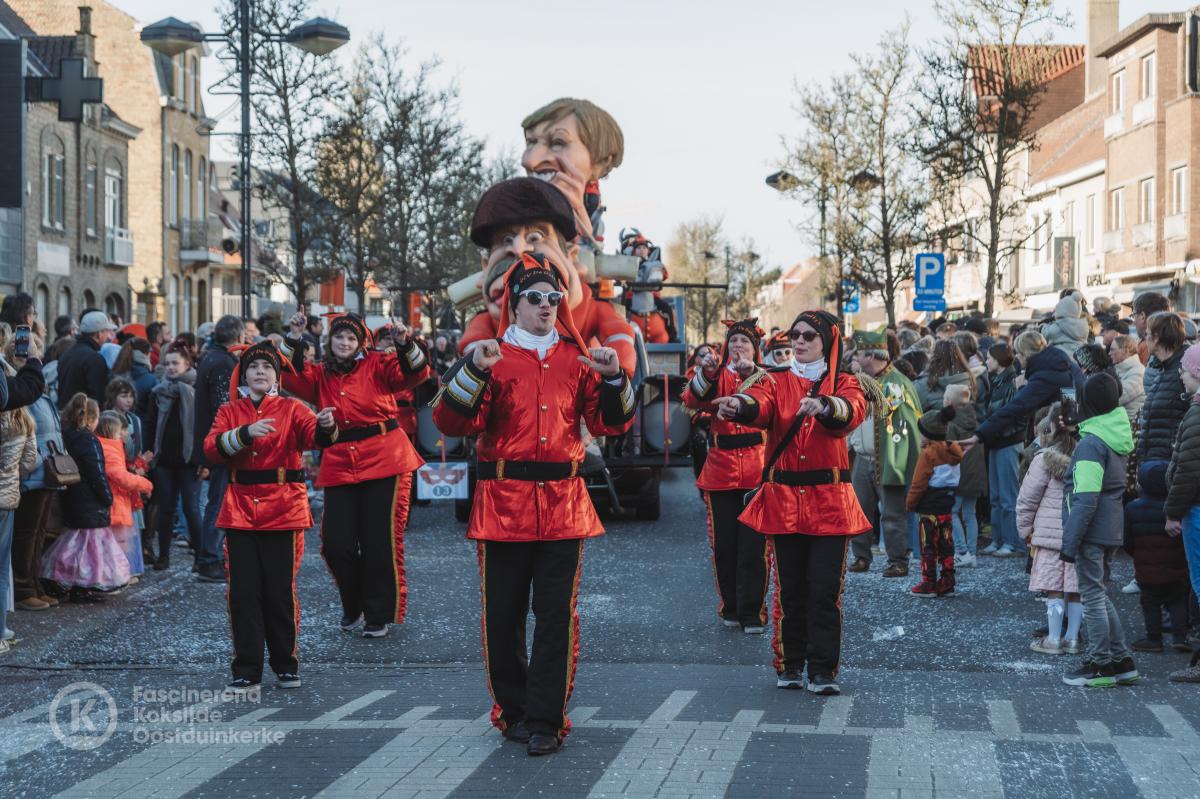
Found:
[715,310,872,696]
[433,252,636,756]
[683,319,770,634]
[204,342,338,692]
[282,311,431,639]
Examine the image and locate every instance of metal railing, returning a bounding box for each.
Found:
[179,216,223,253]
[104,227,134,266]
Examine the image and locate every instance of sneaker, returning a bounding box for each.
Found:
[276,673,302,689]
[196,565,226,583]
[1168,657,1200,683]
[15,597,49,611]
[1062,639,1081,655]
[721,616,741,628]
[225,677,261,694]
[1112,657,1141,685]
[994,544,1017,557]
[742,624,766,635]
[1171,637,1194,653]
[1063,660,1117,687]
[339,613,364,633]
[980,543,999,556]
[2,627,13,641]
[954,553,977,568]
[776,669,805,689]
[910,581,939,598]
[128,576,139,585]
[870,545,884,555]
[1121,579,1141,595]
[1131,638,1164,653]
[362,623,389,638]
[806,674,841,696]
[882,563,908,578]
[0,640,9,656]
[848,557,870,573]
[1030,636,1063,655]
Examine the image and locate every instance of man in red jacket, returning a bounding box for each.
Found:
[204,342,337,692]
[683,319,769,633]
[434,253,635,756]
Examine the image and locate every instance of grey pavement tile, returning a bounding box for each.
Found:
[728,731,869,797]
[993,740,1141,799]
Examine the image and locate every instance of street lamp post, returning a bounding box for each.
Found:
[141,7,349,320]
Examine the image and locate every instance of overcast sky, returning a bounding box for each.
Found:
[115,0,1166,271]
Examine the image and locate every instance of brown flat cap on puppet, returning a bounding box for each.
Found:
[469,178,578,249]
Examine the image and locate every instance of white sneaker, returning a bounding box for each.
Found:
[1030,636,1063,655]
[954,553,977,568]
[980,543,999,556]
[994,545,1017,557]
[1061,639,1081,655]
[1121,579,1141,595]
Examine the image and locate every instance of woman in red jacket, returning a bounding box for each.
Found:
[204,342,337,691]
[683,319,769,633]
[434,253,635,756]
[282,312,430,639]
[716,310,870,697]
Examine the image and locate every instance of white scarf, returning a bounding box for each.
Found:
[503,325,559,360]
[791,358,827,382]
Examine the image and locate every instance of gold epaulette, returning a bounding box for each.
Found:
[737,368,771,393]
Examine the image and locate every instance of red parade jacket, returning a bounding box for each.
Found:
[458,294,638,377]
[682,366,766,492]
[433,338,636,541]
[733,368,872,537]
[281,339,430,487]
[203,393,334,531]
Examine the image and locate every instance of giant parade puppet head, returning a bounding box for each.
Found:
[521,97,624,246]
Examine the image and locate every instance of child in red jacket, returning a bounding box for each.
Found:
[204,342,337,692]
[97,412,153,581]
[907,406,963,598]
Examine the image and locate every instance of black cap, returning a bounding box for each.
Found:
[470,178,577,248]
[1081,371,1121,418]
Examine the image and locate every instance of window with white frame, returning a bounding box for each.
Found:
[169,145,179,225]
[199,157,208,219]
[1041,213,1052,262]
[184,57,194,112]
[105,164,123,230]
[1172,167,1188,215]
[1063,201,1075,235]
[1139,177,1155,224]
[41,137,65,229]
[1112,71,1125,114]
[191,57,200,115]
[183,150,192,222]
[1086,194,1097,253]
[1140,53,1156,99]
[85,157,98,236]
[1110,187,1125,230]
[173,55,183,99]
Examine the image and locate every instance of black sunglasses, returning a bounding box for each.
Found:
[789,329,820,342]
[519,289,564,307]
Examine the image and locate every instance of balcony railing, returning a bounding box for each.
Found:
[1104,113,1124,138]
[1102,229,1123,253]
[1132,221,1154,248]
[104,227,134,267]
[1165,213,1187,241]
[1132,98,1156,127]
[179,216,223,261]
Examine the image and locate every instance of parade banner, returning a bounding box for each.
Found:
[415,462,470,500]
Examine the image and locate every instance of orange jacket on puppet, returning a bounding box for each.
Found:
[99,437,152,527]
[281,315,431,487]
[730,311,871,537]
[682,320,768,492]
[433,253,637,542]
[204,392,331,531]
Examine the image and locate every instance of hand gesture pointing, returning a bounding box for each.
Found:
[472,339,503,370]
[579,347,620,378]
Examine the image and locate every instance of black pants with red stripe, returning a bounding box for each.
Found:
[705,490,769,625]
[321,473,412,626]
[225,529,303,681]
[769,533,849,678]
[478,538,583,741]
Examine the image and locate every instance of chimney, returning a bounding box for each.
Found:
[1086,0,1119,98]
[75,6,96,64]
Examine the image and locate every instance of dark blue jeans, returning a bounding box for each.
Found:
[153,465,201,562]
[199,467,229,569]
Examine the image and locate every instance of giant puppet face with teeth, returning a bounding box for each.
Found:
[480,223,584,322]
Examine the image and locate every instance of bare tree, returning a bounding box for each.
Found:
[216,0,343,307]
[315,70,385,313]
[666,215,725,344]
[916,0,1069,316]
[848,20,930,328]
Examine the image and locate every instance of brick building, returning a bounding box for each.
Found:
[7,0,219,329]
[0,3,139,322]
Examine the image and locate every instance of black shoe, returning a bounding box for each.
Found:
[196,565,226,583]
[1172,637,1194,653]
[1132,638,1164,653]
[362,623,389,638]
[776,669,804,689]
[502,720,532,743]
[1113,656,1141,685]
[339,613,364,632]
[847,557,870,573]
[806,674,841,696]
[882,563,908,578]
[1062,660,1116,687]
[276,673,301,689]
[526,732,559,756]
[225,677,261,694]
[68,587,105,604]
[153,556,169,571]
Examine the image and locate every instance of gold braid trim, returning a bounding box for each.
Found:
[737,368,771,393]
[854,372,889,419]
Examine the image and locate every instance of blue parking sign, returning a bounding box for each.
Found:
[914,253,946,297]
[842,280,859,314]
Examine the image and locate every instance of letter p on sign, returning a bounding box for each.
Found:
[915,253,945,296]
